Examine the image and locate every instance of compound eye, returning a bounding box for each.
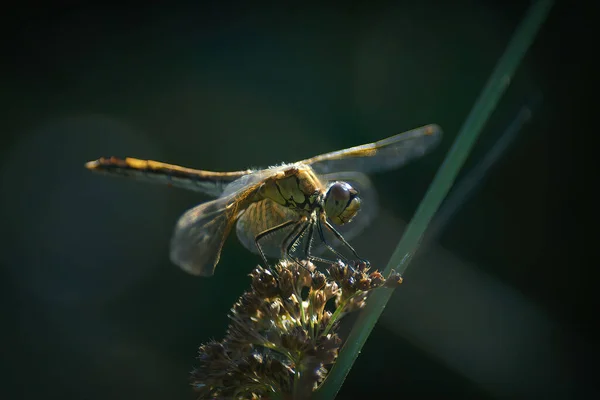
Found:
[328,182,351,204]
[325,182,360,225]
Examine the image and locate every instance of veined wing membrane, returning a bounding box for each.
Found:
[170,169,273,276]
[303,124,442,175]
[170,195,236,276]
[85,156,251,197]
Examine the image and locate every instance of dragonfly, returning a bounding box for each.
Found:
[85,124,442,277]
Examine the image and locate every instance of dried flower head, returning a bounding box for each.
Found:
[191,259,402,399]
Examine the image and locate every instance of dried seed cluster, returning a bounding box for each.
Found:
[191,259,402,399]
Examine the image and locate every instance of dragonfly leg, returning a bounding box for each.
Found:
[283,219,308,256]
[282,219,314,272]
[304,219,315,256]
[304,220,340,265]
[316,217,349,262]
[322,218,370,267]
[255,219,298,268]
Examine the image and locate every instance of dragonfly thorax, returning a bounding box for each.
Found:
[324,181,361,225]
[256,167,323,214]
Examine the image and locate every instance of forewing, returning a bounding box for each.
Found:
[85,156,251,197]
[303,124,442,175]
[220,166,285,197]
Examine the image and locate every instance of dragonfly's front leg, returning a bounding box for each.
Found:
[303,215,339,266]
[316,215,349,263]
[320,215,370,267]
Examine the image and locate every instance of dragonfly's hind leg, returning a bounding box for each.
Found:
[254,220,297,268]
[281,218,314,272]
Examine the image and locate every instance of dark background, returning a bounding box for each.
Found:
[1,1,595,399]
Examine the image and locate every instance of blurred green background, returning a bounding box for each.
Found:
[1,1,594,399]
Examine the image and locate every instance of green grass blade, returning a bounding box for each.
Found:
[314,1,554,398]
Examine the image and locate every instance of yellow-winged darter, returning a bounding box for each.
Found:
[86,125,442,276]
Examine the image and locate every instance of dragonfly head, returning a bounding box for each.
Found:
[324,181,361,225]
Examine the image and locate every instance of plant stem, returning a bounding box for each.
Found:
[314,1,554,398]
[322,293,358,337]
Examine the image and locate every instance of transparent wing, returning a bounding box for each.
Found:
[236,200,300,258]
[302,124,442,175]
[220,164,291,197]
[170,168,277,276]
[170,196,237,276]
